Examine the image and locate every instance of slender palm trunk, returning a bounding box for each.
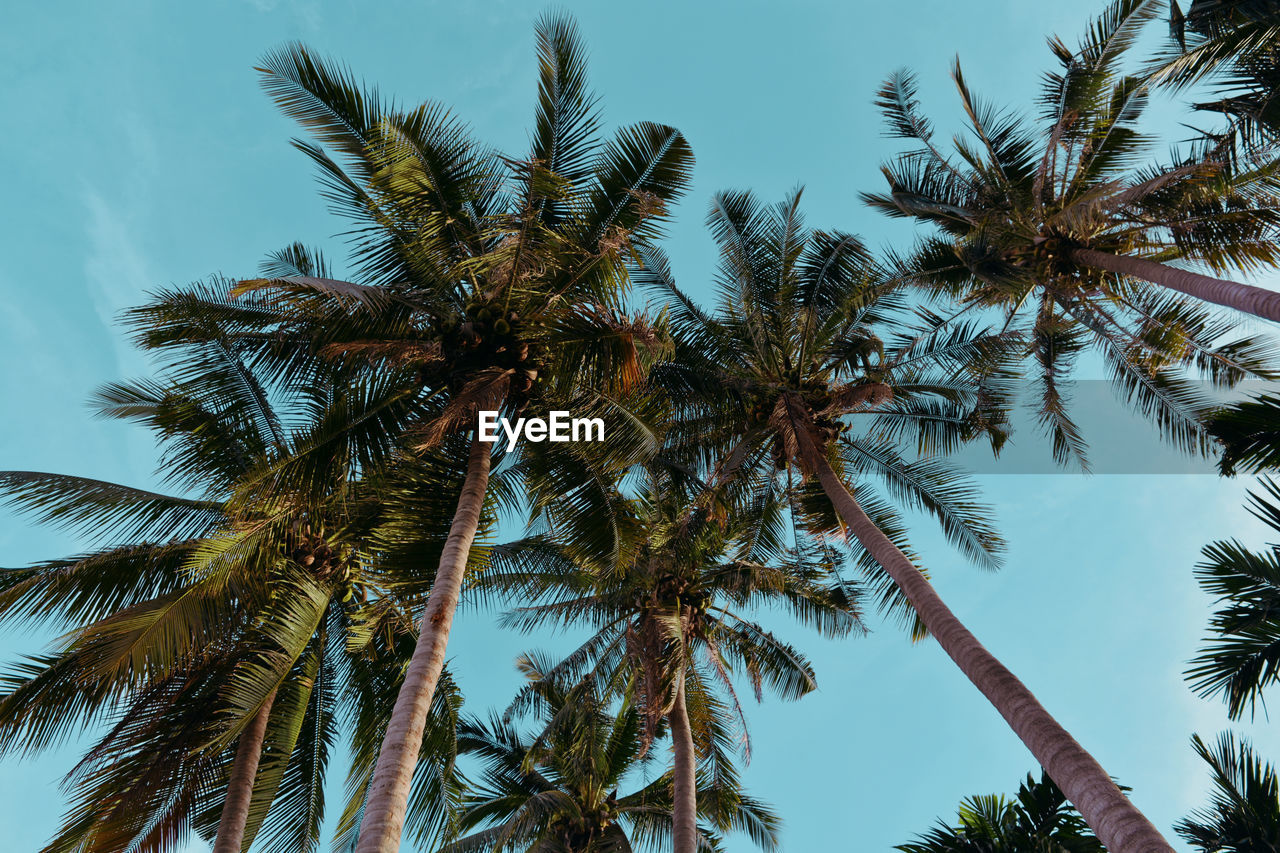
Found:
[668,679,698,853]
[355,434,492,853]
[807,450,1174,853]
[1072,246,1280,322]
[212,689,277,853]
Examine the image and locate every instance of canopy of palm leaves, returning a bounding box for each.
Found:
[8,2,1280,851]
[477,465,861,758]
[862,0,1279,467]
[439,657,778,853]
[640,187,1010,635]
[895,772,1106,853]
[0,15,690,853]
[0,294,472,853]
[131,14,693,564]
[1177,732,1280,852]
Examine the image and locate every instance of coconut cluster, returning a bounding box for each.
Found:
[644,572,712,634]
[1027,234,1075,278]
[745,383,851,469]
[551,802,618,850]
[431,296,541,398]
[283,521,366,604]
[811,412,849,444]
[1020,233,1104,293]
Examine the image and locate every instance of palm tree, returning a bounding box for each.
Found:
[0,590,458,853]
[1187,477,1280,719]
[0,278,465,852]
[440,655,779,853]
[862,0,1279,465]
[895,772,1106,852]
[123,16,693,852]
[1176,732,1280,852]
[477,467,859,853]
[641,186,1174,851]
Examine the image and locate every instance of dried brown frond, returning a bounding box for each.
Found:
[827,381,894,413]
[628,188,667,221]
[409,368,512,451]
[319,339,443,367]
[576,303,665,392]
[597,225,633,256]
[626,611,677,754]
[771,393,828,476]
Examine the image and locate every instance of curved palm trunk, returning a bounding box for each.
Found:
[213,689,277,853]
[1072,246,1280,322]
[668,680,698,853]
[355,435,492,853]
[807,451,1174,853]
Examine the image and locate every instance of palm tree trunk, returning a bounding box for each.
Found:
[668,679,698,853]
[355,434,492,853]
[1072,246,1280,322]
[213,689,277,853]
[807,450,1174,853]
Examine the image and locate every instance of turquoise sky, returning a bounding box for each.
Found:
[2,1,1277,851]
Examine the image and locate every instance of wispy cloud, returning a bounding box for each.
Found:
[79,116,158,376]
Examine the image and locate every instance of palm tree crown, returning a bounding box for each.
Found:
[863,0,1280,466]
[0,291,465,853]
[896,772,1106,853]
[643,186,1009,624]
[442,658,779,853]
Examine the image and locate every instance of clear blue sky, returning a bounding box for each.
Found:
[1,1,1277,850]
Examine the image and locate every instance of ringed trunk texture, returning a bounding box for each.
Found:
[1072,246,1280,323]
[355,435,492,853]
[668,680,698,853]
[212,689,277,853]
[808,451,1174,853]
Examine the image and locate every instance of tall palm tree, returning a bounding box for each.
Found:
[439,655,779,853]
[1176,732,1280,852]
[641,186,1174,851]
[124,16,693,852]
[1187,476,1280,719]
[477,468,859,853]
[895,772,1106,853]
[862,0,1279,465]
[0,277,465,852]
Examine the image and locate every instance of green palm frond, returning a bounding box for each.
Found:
[0,472,223,546]
[1176,731,1280,851]
[1188,477,1280,718]
[896,771,1105,852]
